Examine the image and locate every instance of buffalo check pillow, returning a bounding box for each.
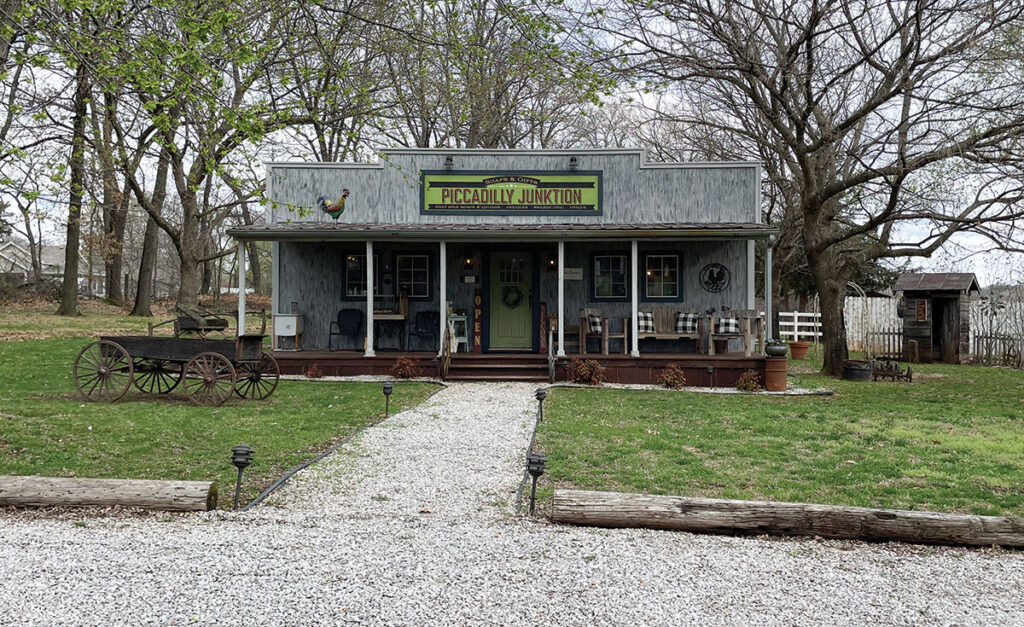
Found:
[638,311,655,334]
[716,317,740,334]
[676,312,699,334]
[587,313,603,334]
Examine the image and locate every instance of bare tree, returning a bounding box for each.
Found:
[590,0,1024,374]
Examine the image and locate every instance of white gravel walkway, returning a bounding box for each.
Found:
[2,382,1024,626]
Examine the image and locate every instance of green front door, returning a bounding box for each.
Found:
[489,253,532,350]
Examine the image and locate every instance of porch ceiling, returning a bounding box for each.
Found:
[228,222,778,242]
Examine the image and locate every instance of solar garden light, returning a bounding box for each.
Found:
[535,387,547,422]
[231,443,254,511]
[383,381,394,417]
[526,452,547,515]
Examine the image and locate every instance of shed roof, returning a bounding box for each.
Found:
[228,222,777,242]
[894,273,981,294]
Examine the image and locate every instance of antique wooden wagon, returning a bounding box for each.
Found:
[72,334,279,406]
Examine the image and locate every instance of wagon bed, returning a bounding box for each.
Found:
[73,334,278,406]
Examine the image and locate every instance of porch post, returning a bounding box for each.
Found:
[236,239,246,337]
[438,240,447,356]
[557,240,565,357]
[630,239,639,356]
[765,235,774,343]
[365,240,375,357]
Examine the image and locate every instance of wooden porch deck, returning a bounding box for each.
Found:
[270,350,767,386]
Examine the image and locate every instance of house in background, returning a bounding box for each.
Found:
[228,148,778,385]
[0,239,104,295]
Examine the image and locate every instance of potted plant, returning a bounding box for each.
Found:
[765,339,788,358]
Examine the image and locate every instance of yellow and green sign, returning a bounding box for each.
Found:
[420,170,602,215]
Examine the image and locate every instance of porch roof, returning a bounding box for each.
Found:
[228,222,778,242]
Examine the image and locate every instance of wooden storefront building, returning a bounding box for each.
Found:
[228,149,778,384]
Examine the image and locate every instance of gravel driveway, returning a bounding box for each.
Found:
[2,382,1023,626]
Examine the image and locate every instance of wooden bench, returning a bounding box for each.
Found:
[637,308,702,352]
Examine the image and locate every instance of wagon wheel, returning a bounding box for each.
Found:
[182,352,236,406]
[133,359,183,395]
[74,340,134,402]
[234,353,280,400]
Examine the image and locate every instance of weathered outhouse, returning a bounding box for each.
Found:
[895,272,980,364]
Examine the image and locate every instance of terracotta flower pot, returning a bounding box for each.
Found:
[789,341,810,360]
[764,357,787,391]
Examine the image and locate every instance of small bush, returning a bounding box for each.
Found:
[735,369,761,393]
[657,363,687,389]
[306,363,324,379]
[389,356,422,379]
[565,358,605,385]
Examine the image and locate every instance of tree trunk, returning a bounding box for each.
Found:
[810,250,851,376]
[130,148,169,317]
[247,241,262,294]
[103,192,127,305]
[19,204,41,283]
[56,61,89,316]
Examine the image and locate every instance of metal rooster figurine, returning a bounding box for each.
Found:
[317,188,350,220]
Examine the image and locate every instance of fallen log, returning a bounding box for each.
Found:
[0,476,218,512]
[552,489,1024,548]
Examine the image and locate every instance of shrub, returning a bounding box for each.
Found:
[305,363,324,379]
[657,363,687,389]
[564,358,605,385]
[389,356,422,379]
[735,369,761,393]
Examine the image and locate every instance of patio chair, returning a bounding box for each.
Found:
[580,308,628,355]
[709,309,763,356]
[408,310,440,351]
[329,308,364,351]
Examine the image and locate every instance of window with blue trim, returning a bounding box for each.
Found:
[644,254,679,299]
[593,254,628,300]
[344,254,380,297]
[397,254,430,298]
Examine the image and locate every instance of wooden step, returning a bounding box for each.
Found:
[447,374,550,382]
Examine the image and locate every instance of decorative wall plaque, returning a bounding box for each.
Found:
[699,263,730,293]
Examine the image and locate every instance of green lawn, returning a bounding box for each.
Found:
[537,360,1024,517]
[0,338,437,508]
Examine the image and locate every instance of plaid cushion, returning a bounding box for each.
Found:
[638,312,655,333]
[676,312,699,334]
[715,317,740,334]
[587,313,603,334]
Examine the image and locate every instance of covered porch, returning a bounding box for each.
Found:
[229,222,779,383]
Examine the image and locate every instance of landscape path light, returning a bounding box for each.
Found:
[526,452,547,515]
[383,381,394,418]
[535,387,547,422]
[231,443,254,510]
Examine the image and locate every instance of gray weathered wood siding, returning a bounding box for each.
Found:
[267,150,758,226]
[280,239,748,351]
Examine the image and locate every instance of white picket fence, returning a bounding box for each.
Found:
[777,311,822,342]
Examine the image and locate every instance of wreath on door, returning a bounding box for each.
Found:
[501,285,524,309]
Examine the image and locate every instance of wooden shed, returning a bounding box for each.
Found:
[895,273,980,364]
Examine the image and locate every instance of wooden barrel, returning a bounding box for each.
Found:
[842,359,872,381]
[764,357,787,391]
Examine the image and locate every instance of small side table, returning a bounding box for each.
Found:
[448,314,469,353]
[273,314,304,351]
